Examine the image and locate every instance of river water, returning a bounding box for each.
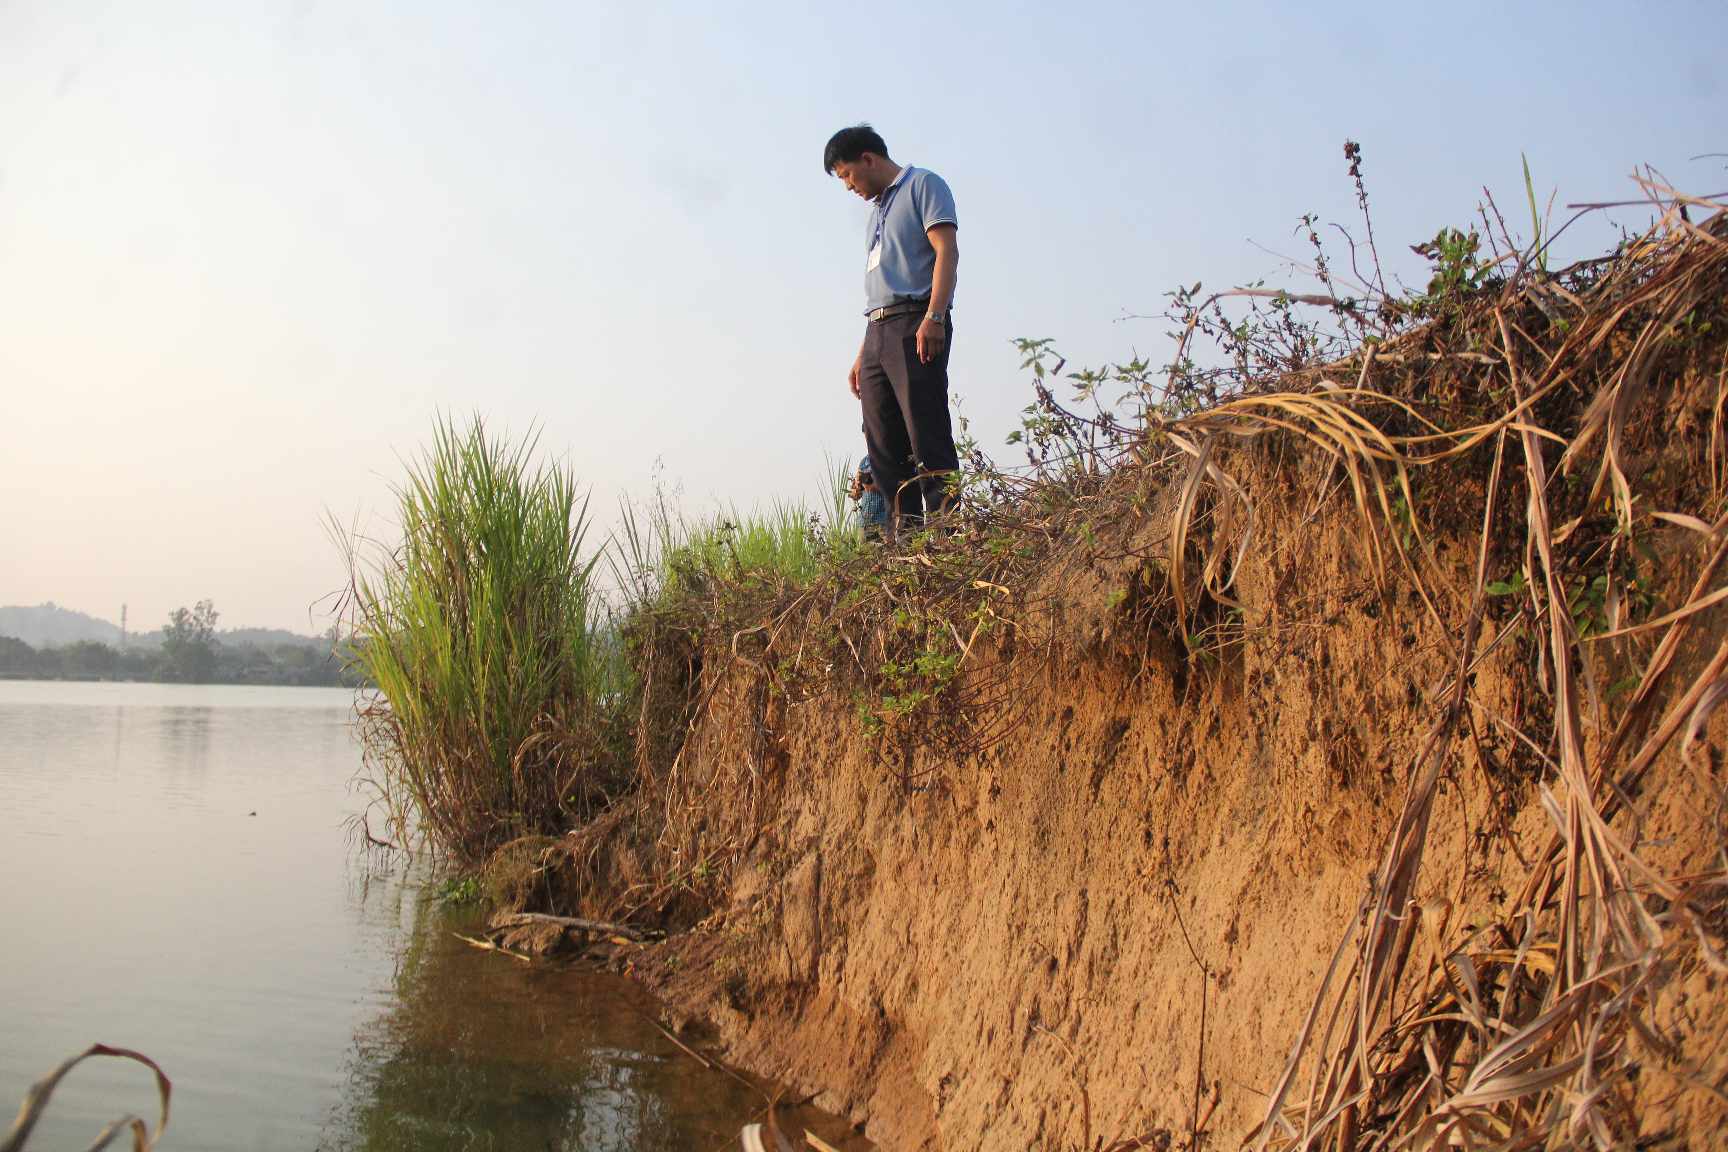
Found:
[0,680,853,1151]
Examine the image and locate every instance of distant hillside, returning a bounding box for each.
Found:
[0,604,328,651]
[0,603,122,648]
[220,627,333,651]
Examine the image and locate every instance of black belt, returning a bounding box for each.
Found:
[867,298,931,322]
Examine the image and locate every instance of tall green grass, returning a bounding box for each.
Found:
[343,417,626,863]
[658,501,827,593]
[614,458,865,610]
[343,425,861,862]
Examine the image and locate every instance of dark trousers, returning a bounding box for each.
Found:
[859,310,957,526]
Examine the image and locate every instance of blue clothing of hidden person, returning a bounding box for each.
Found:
[858,456,889,532]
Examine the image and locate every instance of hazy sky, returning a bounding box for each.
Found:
[2,0,1722,633]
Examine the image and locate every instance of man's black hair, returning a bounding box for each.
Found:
[823,124,889,174]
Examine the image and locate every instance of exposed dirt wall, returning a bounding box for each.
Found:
[617,466,1726,1149]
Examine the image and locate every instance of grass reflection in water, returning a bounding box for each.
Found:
[320,884,761,1152]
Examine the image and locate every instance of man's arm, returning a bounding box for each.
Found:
[917,223,958,365]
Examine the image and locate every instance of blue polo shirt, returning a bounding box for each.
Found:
[864,165,957,313]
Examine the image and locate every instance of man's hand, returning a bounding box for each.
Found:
[849,352,863,398]
[916,316,947,365]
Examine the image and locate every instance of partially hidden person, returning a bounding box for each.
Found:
[825,124,959,536]
[849,453,890,539]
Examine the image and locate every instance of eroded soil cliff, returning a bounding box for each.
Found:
[507,213,1728,1150]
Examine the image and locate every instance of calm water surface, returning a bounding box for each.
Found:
[0,681,846,1150]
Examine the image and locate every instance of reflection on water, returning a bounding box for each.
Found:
[320,874,766,1151]
[157,707,214,781]
[0,681,858,1152]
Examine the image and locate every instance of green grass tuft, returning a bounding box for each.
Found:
[341,416,628,863]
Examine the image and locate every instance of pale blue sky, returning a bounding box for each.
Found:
[1,0,1722,631]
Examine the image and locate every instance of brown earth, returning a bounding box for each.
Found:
[496,221,1728,1150]
[612,499,1724,1150]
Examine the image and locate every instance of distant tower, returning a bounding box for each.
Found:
[120,604,128,651]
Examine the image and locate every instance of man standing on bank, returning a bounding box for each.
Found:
[824,124,959,534]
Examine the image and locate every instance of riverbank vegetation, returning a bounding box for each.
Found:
[342,420,632,862]
[345,158,1728,1149]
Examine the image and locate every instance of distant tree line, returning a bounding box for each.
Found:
[0,600,363,687]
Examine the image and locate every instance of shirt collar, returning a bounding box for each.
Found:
[876,164,912,202]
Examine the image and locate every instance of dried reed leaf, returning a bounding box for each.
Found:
[1,1045,171,1152]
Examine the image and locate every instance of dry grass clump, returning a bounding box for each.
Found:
[1243,190,1728,1152]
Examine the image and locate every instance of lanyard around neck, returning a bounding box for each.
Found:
[872,169,908,249]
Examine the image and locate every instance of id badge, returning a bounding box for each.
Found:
[866,242,882,272]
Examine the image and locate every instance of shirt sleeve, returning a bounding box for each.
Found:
[913,171,958,231]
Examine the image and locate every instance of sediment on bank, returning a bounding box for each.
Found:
[454,194,1728,1150]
